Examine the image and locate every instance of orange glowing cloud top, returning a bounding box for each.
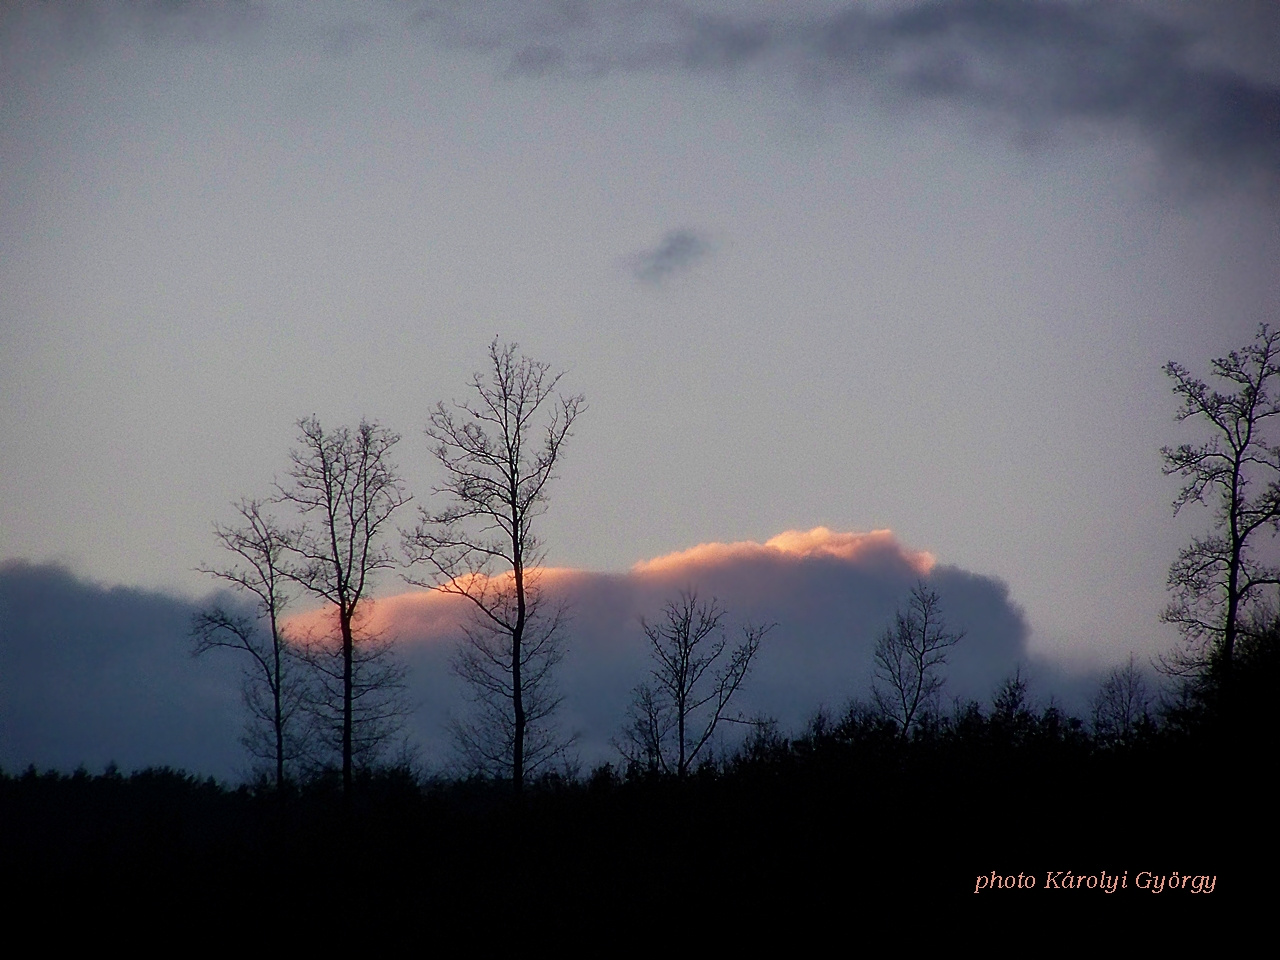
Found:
[631,527,934,577]
[282,566,584,646]
[283,530,933,645]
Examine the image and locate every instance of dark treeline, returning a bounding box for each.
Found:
[4,634,1268,919]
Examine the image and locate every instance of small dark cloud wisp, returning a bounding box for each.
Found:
[631,228,712,284]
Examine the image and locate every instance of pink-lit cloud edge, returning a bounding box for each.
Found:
[285,527,935,644]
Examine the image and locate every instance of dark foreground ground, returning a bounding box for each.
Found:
[2,703,1266,932]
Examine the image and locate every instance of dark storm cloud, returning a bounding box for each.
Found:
[13,3,1273,181]
[806,0,1280,181]
[0,560,243,778]
[414,0,1280,184]
[630,228,712,284]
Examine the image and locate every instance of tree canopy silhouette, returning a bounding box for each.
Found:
[1161,324,1280,688]
[618,590,771,777]
[872,581,964,738]
[192,498,303,789]
[277,417,411,800]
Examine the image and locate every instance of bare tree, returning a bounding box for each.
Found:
[192,498,304,789]
[1161,324,1280,686]
[618,590,772,777]
[1091,654,1152,745]
[872,581,964,738]
[276,416,411,799]
[291,606,409,780]
[403,339,584,794]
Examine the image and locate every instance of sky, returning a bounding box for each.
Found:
[2,1,1278,775]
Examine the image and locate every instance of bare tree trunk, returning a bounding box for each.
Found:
[193,498,300,791]
[341,609,354,803]
[272,607,285,790]
[512,551,526,795]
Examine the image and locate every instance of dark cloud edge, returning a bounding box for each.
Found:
[410,0,1280,188]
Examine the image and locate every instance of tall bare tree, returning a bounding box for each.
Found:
[872,581,964,738]
[618,590,772,777]
[192,498,303,789]
[1161,324,1280,686]
[403,340,584,794]
[277,416,411,799]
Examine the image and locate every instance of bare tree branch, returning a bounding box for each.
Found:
[289,606,409,779]
[871,581,964,738]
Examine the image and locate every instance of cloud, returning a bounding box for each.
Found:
[2,531,1103,777]
[632,526,935,575]
[317,528,1035,767]
[15,3,1273,185]
[0,0,263,56]
[414,0,1280,186]
[806,0,1280,181]
[630,228,712,284]
[0,560,243,778]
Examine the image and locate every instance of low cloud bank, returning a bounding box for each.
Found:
[0,560,243,779]
[346,528,1035,768]
[4,530,1100,778]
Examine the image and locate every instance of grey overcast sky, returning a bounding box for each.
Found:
[3,0,1278,673]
